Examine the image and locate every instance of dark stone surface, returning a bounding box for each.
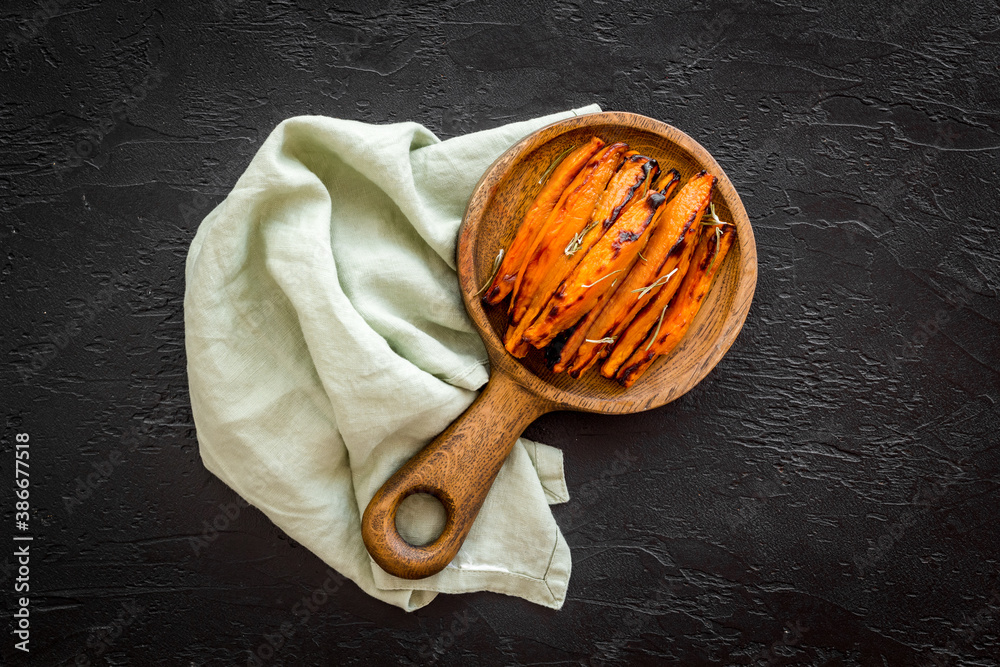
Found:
[2,0,999,665]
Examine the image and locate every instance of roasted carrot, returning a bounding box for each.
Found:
[614,219,736,388]
[483,137,605,306]
[508,143,627,326]
[568,171,714,377]
[550,304,605,373]
[513,157,660,359]
[549,169,680,374]
[560,154,659,263]
[598,179,718,379]
[521,187,669,348]
[653,168,681,194]
[657,169,681,200]
[504,143,628,356]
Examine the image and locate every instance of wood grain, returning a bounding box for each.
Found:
[361,372,551,579]
[362,111,757,579]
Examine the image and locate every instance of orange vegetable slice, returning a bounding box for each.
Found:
[614,218,736,387]
[482,137,606,305]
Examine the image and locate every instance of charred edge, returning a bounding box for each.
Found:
[646,191,666,209]
[659,169,680,196]
[606,163,650,229]
[611,156,630,175]
[697,250,713,273]
[665,198,707,256]
[585,149,608,169]
[492,273,516,292]
[700,225,732,272]
[665,238,686,260]
[644,160,661,195]
[545,324,579,369]
[666,285,684,309]
[598,143,628,170]
[618,352,654,385]
[611,230,643,255]
[570,144,622,205]
[696,235,718,271]
[612,205,660,256]
[679,208,699,238]
[483,286,501,303]
[641,158,660,187]
[578,144,628,225]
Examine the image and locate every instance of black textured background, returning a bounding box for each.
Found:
[2,1,999,665]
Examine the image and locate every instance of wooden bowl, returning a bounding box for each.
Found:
[362,111,757,579]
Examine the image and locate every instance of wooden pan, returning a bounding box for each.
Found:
[361,111,757,579]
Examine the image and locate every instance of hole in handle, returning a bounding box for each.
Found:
[395,493,447,547]
[365,484,469,579]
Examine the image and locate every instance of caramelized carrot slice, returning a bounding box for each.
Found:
[551,171,680,374]
[503,143,628,356]
[568,171,714,376]
[509,155,657,360]
[550,303,605,373]
[653,168,681,195]
[507,143,627,325]
[598,177,718,379]
[615,219,736,387]
[521,187,668,349]
[561,154,659,259]
[483,137,605,305]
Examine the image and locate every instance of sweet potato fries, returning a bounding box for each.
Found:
[482,135,736,386]
[483,137,605,306]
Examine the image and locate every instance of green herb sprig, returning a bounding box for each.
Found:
[537,146,576,185]
[581,269,624,289]
[585,336,616,344]
[631,268,679,300]
[646,304,669,351]
[701,202,733,228]
[564,220,599,257]
[474,249,504,296]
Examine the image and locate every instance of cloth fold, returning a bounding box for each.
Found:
[184,104,601,611]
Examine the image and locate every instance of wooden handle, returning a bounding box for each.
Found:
[361,372,550,580]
